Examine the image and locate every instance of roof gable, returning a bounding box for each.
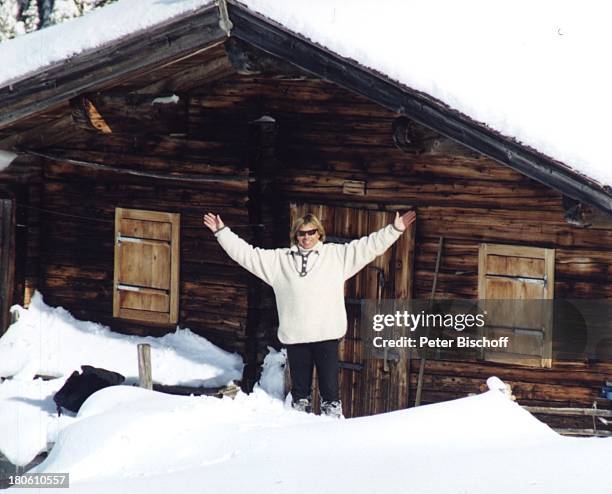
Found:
[0,0,610,215]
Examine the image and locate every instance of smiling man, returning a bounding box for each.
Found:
[203,210,416,417]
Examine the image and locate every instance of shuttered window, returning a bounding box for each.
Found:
[113,208,180,324]
[478,243,555,367]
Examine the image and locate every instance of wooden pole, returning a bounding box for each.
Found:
[283,356,292,399]
[415,236,444,407]
[138,343,153,390]
[0,196,15,337]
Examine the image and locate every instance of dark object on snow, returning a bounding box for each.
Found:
[53,365,125,415]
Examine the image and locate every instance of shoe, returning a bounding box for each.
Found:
[320,400,343,418]
[292,397,312,413]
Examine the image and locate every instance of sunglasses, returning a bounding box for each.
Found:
[297,228,318,237]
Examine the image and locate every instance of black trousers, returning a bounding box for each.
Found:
[286,339,340,403]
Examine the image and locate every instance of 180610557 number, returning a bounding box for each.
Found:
[8,473,69,488]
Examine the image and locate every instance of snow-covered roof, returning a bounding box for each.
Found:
[239,0,612,190]
[0,0,214,88]
[0,0,611,195]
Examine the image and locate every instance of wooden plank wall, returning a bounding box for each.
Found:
[36,93,254,357]
[190,74,612,418]
[0,154,42,310]
[1,65,610,421]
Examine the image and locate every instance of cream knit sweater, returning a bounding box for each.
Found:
[215,224,403,344]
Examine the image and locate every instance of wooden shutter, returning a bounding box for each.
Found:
[478,243,555,367]
[113,208,180,324]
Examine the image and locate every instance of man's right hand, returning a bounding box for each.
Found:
[203,213,225,233]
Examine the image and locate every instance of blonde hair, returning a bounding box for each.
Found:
[290,213,326,245]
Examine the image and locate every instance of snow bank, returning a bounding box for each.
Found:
[255,346,286,399]
[0,292,243,386]
[27,383,612,493]
[0,377,73,466]
[3,324,610,493]
[0,291,243,466]
[31,386,320,482]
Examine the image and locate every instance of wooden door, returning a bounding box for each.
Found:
[290,202,415,417]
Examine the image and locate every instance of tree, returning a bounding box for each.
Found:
[0,0,26,42]
[0,0,118,42]
[22,0,41,33]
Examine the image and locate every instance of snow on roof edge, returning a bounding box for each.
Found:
[0,0,216,91]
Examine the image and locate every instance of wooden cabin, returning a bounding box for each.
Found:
[0,2,610,432]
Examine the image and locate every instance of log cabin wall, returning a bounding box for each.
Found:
[0,51,610,424]
[37,122,254,354]
[189,72,612,423]
[0,154,43,313]
[10,47,262,384]
[0,45,278,388]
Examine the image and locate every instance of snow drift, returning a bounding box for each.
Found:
[0,292,243,466]
[26,379,612,494]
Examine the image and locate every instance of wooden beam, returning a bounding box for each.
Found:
[70,93,189,135]
[582,204,612,228]
[24,150,250,184]
[136,43,235,94]
[224,37,306,77]
[553,428,611,437]
[0,194,15,335]
[71,96,112,134]
[0,114,75,150]
[0,5,224,130]
[523,406,612,418]
[227,2,612,216]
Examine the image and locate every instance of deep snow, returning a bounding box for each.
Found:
[0,292,242,466]
[0,297,610,493]
[24,379,612,494]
